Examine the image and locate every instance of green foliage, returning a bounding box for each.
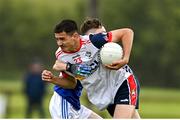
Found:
[0,0,180,87]
[0,0,86,72]
[99,0,180,87]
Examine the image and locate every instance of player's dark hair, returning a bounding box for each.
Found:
[54,19,78,35]
[80,17,102,35]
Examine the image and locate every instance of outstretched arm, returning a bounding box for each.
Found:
[41,70,77,89]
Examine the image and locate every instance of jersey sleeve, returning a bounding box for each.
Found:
[61,71,69,78]
[55,47,62,59]
[89,32,112,49]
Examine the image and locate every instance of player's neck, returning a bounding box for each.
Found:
[73,38,81,51]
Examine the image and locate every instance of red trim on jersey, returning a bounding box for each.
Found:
[56,50,63,59]
[62,38,82,54]
[81,39,91,45]
[62,72,68,78]
[107,32,112,42]
[127,75,137,106]
[81,39,86,44]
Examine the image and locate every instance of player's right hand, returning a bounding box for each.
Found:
[41,70,54,82]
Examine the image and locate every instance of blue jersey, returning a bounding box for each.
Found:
[54,80,83,110]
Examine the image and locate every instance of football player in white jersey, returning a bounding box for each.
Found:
[41,19,103,119]
[42,19,140,118]
[80,18,140,118]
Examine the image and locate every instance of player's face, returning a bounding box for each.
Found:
[55,32,79,52]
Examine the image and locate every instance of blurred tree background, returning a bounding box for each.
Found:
[0,0,180,118]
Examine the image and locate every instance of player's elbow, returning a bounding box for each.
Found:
[124,28,134,37]
[52,64,60,71]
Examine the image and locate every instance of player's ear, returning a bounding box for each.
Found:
[72,32,79,39]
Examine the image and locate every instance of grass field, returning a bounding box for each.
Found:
[0,79,180,118]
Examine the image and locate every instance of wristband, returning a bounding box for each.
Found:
[66,62,77,74]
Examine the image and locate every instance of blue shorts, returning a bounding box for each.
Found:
[107,74,140,117]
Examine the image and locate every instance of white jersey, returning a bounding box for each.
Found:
[56,33,133,110]
[49,92,92,119]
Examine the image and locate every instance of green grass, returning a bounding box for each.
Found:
[139,87,180,118]
[0,80,180,118]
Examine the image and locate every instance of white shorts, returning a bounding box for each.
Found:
[49,92,92,119]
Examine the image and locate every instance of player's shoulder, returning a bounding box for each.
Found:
[55,47,63,58]
[80,35,91,44]
[80,35,89,41]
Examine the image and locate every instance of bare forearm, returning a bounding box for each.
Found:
[111,28,134,63]
[121,28,134,63]
[51,76,77,89]
[42,70,76,89]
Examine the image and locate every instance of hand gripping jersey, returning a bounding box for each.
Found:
[56,32,135,110]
